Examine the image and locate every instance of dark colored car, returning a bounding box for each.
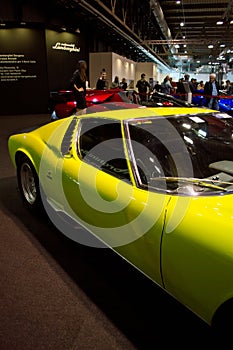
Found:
[144,91,193,108]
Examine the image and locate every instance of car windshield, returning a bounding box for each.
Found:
[125,112,233,195]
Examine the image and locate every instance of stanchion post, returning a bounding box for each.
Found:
[187,92,192,103]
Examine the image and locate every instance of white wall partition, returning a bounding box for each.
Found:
[89,52,136,89]
[89,52,163,90]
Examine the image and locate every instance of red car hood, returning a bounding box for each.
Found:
[86,92,117,104]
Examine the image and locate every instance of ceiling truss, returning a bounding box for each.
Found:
[55,0,233,71]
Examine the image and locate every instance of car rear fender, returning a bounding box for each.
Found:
[8,133,44,174]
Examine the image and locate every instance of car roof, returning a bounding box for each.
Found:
[77,106,214,122]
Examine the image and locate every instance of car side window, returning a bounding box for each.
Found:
[77,118,131,183]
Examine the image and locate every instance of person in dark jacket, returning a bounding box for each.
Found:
[136,73,151,102]
[120,78,127,90]
[70,60,87,115]
[204,73,220,110]
[225,80,233,95]
[96,70,109,90]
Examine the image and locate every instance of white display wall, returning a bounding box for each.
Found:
[89,52,160,90]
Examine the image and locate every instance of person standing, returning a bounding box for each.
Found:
[136,73,151,102]
[183,73,194,93]
[161,75,173,94]
[70,60,87,115]
[120,77,127,90]
[153,80,162,92]
[96,70,109,90]
[204,73,220,110]
[111,76,120,88]
[197,80,204,90]
[224,80,233,95]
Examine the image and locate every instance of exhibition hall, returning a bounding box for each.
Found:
[1,1,233,349]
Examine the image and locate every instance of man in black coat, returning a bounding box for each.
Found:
[96,70,109,90]
[136,73,151,102]
[204,73,220,110]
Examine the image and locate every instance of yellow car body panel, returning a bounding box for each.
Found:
[162,194,233,324]
[41,143,170,286]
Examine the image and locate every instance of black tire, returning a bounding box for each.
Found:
[17,155,42,211]
[211,299,233,343]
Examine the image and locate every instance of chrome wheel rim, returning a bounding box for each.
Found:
[20,162,37,204]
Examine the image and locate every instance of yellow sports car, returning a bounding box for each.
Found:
[8,106,233,335]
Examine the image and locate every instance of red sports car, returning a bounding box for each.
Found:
[51,89,139,120]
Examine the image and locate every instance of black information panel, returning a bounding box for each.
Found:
[0,28,49,115]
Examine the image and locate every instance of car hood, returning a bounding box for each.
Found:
[86,92,117,104]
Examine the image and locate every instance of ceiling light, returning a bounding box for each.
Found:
[180,22,184,27]
[220,44,225,47]
[230,20,233,24]
[216,21,223,25]
[208,44,214,49]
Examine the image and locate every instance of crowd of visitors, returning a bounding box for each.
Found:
[95,69,129,91]
[150,73,233,110]
[69,58,233,117]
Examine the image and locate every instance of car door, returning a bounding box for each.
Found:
[54,116,169,285]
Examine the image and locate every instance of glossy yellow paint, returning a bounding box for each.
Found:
[8,107,233,326]
[162,194,233,323]
[59,153,170,285]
